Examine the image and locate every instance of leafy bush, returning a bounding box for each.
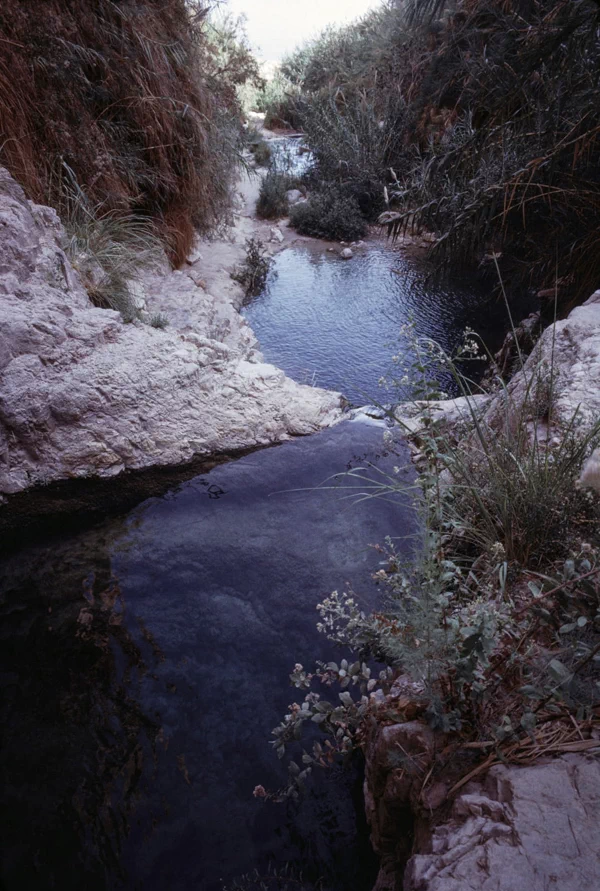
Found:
[299,94,405,216]
[256,171,293,220]
[251,140,272,168]
[289,190,367,241]
[231,238,272,298]
[263,316,600,801]
[258,70,303,131]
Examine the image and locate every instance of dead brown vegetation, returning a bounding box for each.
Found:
[0,0,242,265]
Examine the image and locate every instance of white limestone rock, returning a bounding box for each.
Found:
[0,168,343,495]
[405,755,600,891]
[486,292,600,434]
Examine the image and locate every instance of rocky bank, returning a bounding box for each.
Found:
[0,166,342,499]
[364,709,600,891]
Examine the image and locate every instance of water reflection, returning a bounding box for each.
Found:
[1,421,411,890]
[0,532,160,889]
[242,244,531,405]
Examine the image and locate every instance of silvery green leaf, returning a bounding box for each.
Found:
[339,691,353,706]
[519,684,542,698]
[549,659,572,684]
[559,623,577,634]
[577,616,588,627]
[520,711,537,732]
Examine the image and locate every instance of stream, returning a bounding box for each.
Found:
[1,240,516,890]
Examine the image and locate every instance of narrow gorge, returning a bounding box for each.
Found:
[2,2,600,890]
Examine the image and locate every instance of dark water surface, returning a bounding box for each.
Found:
[1,421,412,891]
[243,243,517,405]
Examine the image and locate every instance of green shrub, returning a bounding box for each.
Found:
[149,313,169,330]
[263,311,600,801]
[231,237,272,297]
[257,70,303,130]
[256,171,292,220]
[250,140,272,168]
[289,190,367,241]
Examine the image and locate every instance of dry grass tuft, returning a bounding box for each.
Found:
[0,0,243,266]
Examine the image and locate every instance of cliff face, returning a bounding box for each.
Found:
[0,167,342,498]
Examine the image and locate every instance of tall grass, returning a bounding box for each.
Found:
[63,196,162,322]
[0,0,253,265]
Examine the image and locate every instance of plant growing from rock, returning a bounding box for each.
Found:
[231,237,272,298]
[149,313,169,330]
[63,190,162,322]
[263,312,600,800]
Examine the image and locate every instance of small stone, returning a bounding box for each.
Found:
[286,189,303,206]
[270,227,284,244]
[341,248,353,260]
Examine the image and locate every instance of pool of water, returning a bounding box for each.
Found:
[243,243,521,405]
[1,234,525,890]
[1,420,412,891]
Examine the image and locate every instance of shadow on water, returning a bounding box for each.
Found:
[1,421,413,891]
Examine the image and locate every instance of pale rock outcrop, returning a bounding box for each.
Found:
[0,168,342,496]
[405,755,600,891]
[487,290,600,433]
[363,712,600,891]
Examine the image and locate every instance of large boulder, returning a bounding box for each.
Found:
[486,291,600,434]
[0,168,342,497]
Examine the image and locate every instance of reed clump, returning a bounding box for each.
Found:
[0,0,256,266]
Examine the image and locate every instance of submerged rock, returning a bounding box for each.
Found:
[0,168,343,497]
